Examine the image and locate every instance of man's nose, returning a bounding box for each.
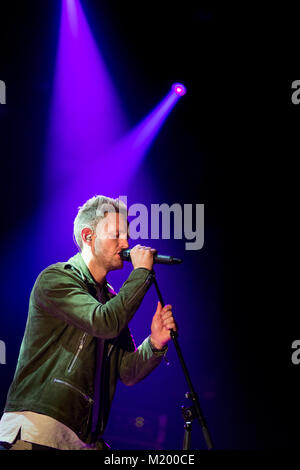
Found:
[119,238,129,249]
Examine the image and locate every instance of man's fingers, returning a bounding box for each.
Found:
[162,304,172,312]
[163,316,176,327]
[156,302,172,311]
[155,301,163,316]
[162,309,177,330]
[131,244,157,271]
[163,323,177,331]
[161,310,173,319]
[155,303,174,323]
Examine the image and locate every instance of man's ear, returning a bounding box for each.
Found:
[81,227,93,244]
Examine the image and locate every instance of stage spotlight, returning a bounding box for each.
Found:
[172,83,186,96]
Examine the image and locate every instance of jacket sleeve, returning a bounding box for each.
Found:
[117,327,168,386]
[32,266,153,339]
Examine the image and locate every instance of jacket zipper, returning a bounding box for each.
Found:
[53,378,94,404]
[67,332,88,373]
[127,272,153,306]
[107,340,117,359]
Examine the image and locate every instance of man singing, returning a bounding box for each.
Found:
[0,195,176,450]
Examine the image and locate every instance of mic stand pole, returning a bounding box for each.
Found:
[151,270,213,450]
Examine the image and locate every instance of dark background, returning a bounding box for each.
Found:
[0,1,298,450]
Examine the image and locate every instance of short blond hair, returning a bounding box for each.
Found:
[73,195,127,250]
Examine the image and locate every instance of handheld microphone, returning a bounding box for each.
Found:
[120,249,182,265]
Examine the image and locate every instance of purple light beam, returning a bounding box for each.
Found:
[39,0,129,262]
[45,0,127,194]
[98,84,186,194]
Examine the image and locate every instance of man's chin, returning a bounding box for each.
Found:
[110,259,123,271]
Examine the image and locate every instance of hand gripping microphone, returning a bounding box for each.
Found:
[120,249,182,265]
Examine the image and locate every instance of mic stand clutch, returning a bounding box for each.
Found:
[151,270,213,450]
[182,399,196,450]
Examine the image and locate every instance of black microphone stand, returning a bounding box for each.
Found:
[151,270,213,450]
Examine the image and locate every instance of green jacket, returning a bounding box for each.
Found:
[4,253,166,447]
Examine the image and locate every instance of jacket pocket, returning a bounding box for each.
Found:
[52,377,94,405]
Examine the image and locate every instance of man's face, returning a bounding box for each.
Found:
[93,212,129,272]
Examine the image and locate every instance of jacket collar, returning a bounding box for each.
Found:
[66,252,117,297]
[67,252,100,286]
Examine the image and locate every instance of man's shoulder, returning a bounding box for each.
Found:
[38,261,75,276]
[34,260,85,287]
